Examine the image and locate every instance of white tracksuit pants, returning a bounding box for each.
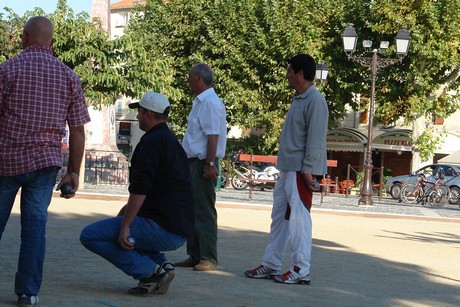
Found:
[261,170,312,277]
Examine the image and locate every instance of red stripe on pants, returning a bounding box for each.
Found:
[285,172,313,220]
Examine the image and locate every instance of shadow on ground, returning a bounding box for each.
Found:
[1,210,459,306]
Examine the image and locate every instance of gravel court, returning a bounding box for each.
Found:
[0,190,458,306]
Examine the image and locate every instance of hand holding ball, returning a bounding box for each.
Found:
[311,181,321,192]
[60,183,74,196]
[127,236,135,245]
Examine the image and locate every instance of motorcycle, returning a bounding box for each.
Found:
[216,171,228,189]
[230,150,280,190]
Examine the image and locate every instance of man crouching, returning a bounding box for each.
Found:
[80,91,194,296]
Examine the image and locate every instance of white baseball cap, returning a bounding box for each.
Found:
[129,91,170,114]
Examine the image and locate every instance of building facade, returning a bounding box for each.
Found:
[326,101,460,182]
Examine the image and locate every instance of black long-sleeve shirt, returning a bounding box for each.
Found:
[129,122,194,238]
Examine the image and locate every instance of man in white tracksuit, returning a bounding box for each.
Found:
[245,53,328,284]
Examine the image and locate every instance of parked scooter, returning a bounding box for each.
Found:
[230,150,280,190]
[217,171,228,189]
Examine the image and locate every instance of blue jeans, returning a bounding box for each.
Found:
[0,166,59,296]
[80,216,186,279]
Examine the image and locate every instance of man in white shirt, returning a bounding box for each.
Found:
[177,63,227,271]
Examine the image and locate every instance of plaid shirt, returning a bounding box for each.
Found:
[0,45,91,176]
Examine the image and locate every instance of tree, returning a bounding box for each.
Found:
[0,8,27,63]
[119,0,328,153]
[5,0,457,161]
[0,0,123,107]
[321,0,460,163]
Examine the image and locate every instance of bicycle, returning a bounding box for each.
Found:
[400,173,450,206]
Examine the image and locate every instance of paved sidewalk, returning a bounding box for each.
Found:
[216,188,460,221]
[81,184,460,221]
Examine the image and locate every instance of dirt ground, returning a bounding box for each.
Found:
[0,193,459,306]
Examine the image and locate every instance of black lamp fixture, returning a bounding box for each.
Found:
[395,26,411,57]
[315,63,329,81]
[342,23,411,60]
[341,23,410,206]
[342,24,358,54]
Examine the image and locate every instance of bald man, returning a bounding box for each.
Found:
[22,16,54,48]
[0,16,90,306]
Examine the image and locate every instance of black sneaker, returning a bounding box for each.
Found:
[128,268,175,296]
[17,294,39,306]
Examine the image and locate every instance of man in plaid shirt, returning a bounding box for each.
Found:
[0,16,90,306]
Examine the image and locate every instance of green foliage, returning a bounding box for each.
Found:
[354,171,364,195]
[368,0,460,126]
[413,127,447,162]
[0,8,28,63]
[51,0,124,107]
[0,0,124,107]
[119,0,460,156]
[319,0,460,159]
[120,0,328,152]
[2,0,459,159]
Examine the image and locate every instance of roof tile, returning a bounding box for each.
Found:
[110,0,146,10]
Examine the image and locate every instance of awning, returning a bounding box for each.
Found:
[437,149,460,165]
[327,128,367,152]
[435,133,460,155]
[372,129,412,152]
[327,128,460,154]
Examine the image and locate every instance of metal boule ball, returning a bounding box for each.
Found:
[60,183,74,195]
[312,181,321,192]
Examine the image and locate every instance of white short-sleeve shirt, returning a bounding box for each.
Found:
[182,88,227,159]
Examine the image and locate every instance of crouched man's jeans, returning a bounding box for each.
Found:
[80,216,186,279]
[0,166,59,296]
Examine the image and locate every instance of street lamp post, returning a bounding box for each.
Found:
[342,24,410,206]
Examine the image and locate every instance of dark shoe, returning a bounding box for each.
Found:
[175,257,198,268]
[128,270,175,296]
[193,261,216,271]
[17,294,39,306]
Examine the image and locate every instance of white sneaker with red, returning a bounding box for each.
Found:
[244,265,280,279]
[274,266,311,285]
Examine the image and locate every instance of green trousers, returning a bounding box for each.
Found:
[187,159,218,266]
